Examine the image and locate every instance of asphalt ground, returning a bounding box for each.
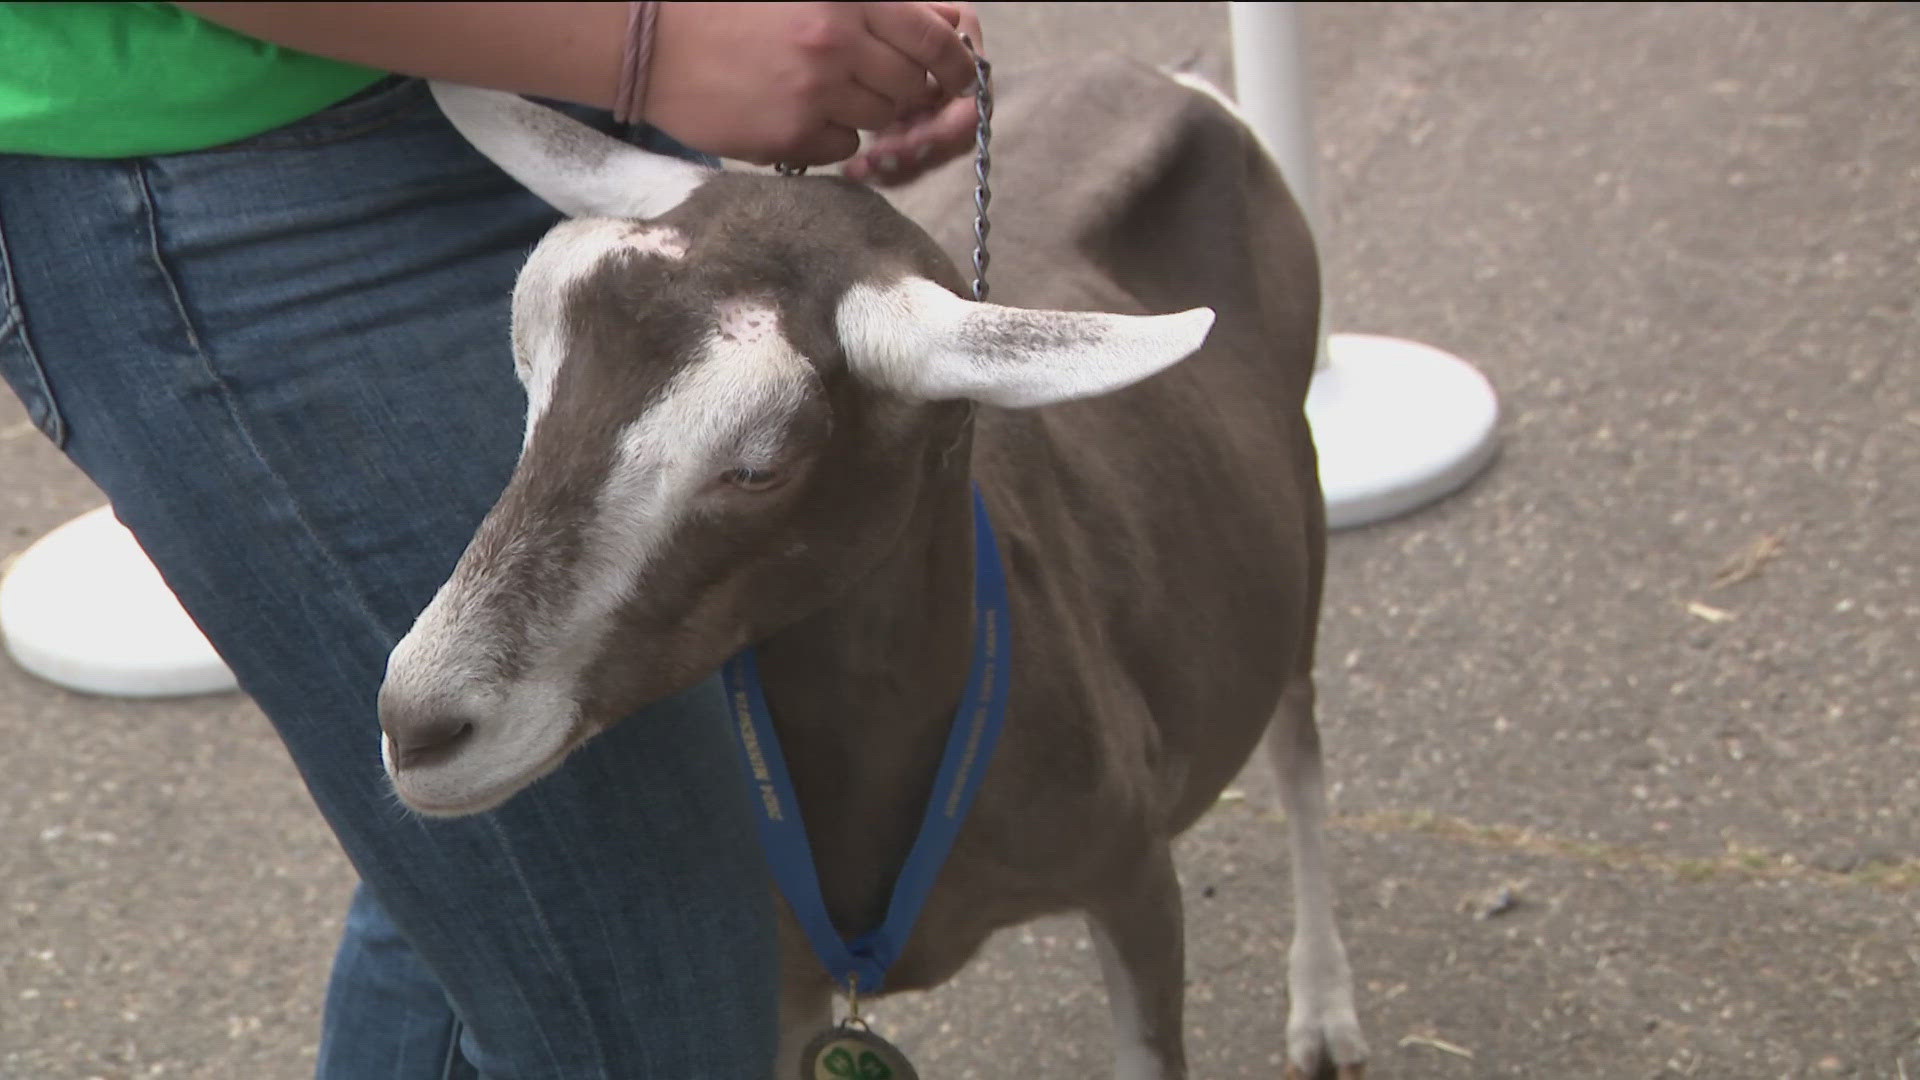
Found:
[3,4,1915,1078]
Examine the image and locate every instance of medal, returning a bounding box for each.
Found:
[798,1022,918,1080]
[797,980,918,1080]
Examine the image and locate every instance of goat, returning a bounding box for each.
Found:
[379,56,1367,1080]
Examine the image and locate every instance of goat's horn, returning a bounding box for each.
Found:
[838,276,1215,409]
[430,82,711,220]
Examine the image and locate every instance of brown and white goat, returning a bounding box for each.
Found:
[380,57,1366,1080]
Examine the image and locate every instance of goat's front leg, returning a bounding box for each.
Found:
[1268,680,1368,1079]
[1084,841,1189,1080]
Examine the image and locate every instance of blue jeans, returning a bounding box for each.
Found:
[0,78,775,1078]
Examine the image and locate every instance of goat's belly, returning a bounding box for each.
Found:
[877,920,1003,995]
[878,855,1092,994]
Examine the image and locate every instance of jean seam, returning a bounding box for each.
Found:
[130,158,395,647]
[0,212,67,446]
[485,813,610,1079]
[439,1018,466,1080]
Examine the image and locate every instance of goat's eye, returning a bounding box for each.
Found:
[720,466,783,492]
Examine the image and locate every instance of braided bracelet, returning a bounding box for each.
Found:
[612,1,662,125]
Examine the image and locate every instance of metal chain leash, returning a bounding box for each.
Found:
[776,36,993,303]
[960,34,993,303]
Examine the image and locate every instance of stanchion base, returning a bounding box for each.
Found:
[1309,333,1501,529]
[1,505,239,698]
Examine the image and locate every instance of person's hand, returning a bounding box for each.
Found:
[644,2,984,181]
[841,4,984,186]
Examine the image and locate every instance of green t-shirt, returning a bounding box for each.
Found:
[0,2,386,158]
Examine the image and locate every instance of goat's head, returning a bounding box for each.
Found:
[378,84,1214,815]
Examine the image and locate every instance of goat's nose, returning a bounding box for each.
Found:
[382,715,475,771]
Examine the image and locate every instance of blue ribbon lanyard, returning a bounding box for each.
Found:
[720,486,1011,997]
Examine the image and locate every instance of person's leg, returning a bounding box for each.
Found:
[0,78,774,1079]
[319,885,470,1080]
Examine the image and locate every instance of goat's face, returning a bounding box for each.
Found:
[378,85,1214,816]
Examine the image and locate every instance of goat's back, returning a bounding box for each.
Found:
[894,56,1325,835]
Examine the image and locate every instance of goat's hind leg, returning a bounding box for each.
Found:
[1268,679,1368,1079]
[1084,841,1189,1080]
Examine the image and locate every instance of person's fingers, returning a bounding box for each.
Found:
[849,35,943,115]
[782,123,864,168]
[862,1,977,99]
[820,80,901,134]
[845,95,978,184]
[928,2,985,54]
[842,129,915,183]
[893,95,978,161]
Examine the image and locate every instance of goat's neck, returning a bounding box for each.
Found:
[753,431,978,933]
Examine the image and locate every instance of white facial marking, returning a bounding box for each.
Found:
[625,225,689,261]
[511,220,690,449]
[584,300,811,608]
[383,542,586,815]
[716,298,778,345]
[380,627,580,816]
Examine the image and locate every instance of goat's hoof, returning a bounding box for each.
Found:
[1284,1023,1367,1080]
[1285,1012,1368,1080]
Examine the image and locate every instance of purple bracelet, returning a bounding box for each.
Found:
[613,1,661,125]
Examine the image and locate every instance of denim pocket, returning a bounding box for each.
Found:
[0,212,64,447]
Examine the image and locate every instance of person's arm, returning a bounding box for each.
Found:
[174,2,984,180]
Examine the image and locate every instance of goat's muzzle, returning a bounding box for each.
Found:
[376,635,581,816]
[380,708,476,773]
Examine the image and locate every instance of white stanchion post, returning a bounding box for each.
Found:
[1230,1,1501,529]
[1229,2,1323,262]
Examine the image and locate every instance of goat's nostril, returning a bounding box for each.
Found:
[387,718,475,771]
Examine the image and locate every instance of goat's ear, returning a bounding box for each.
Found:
[430,82,711,219]
[837,277,1215,408]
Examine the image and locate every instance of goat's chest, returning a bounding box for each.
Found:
[783,673,1166,994]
